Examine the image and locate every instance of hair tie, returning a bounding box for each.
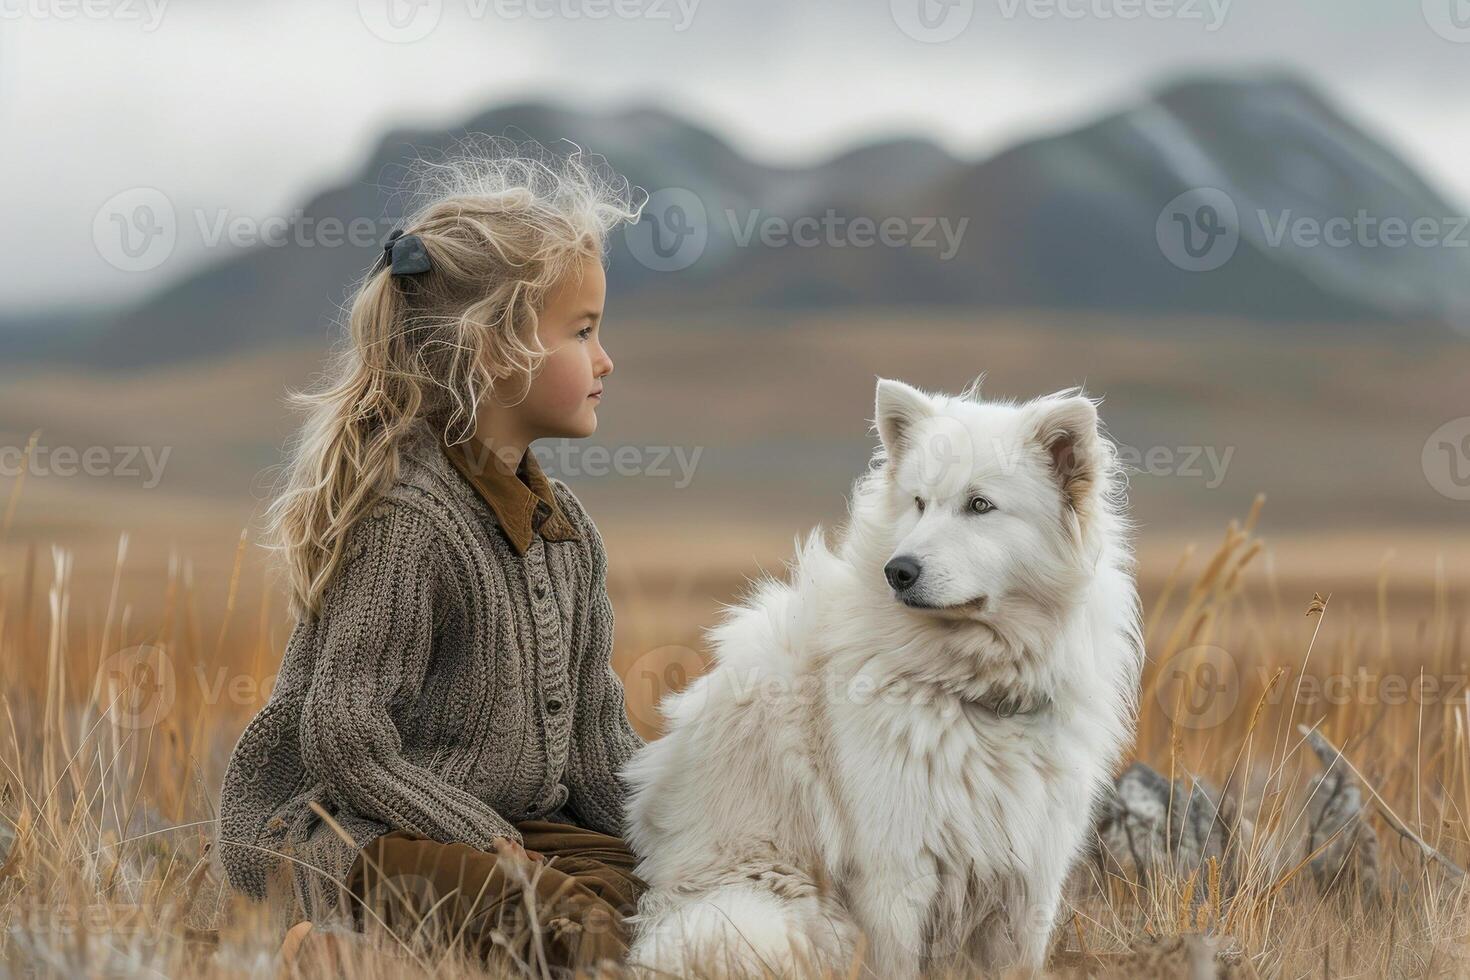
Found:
[379,228,432,276]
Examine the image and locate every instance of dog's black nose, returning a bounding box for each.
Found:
[884,556,922,592]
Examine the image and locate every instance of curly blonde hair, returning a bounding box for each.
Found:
[266,137,641,618]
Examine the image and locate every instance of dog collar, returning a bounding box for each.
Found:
[971,689,1052,718]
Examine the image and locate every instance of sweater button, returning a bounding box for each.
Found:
[546,698,563,714]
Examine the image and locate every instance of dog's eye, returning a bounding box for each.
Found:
[914,496,925,513]
[968,495,995,514]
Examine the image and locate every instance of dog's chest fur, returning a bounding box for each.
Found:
[807,657,1110,961]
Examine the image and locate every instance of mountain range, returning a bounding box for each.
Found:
[12,71,1470,368]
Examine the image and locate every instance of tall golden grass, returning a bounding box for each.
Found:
[1072,496,1470,977]
[0,450,1466,976]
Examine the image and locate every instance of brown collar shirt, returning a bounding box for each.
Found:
[443,439,580,555]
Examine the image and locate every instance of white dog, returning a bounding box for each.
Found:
[621,378,1143,978]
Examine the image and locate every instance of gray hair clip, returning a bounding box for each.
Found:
[380,228,432,276]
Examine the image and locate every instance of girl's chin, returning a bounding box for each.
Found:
[545,406,598,439]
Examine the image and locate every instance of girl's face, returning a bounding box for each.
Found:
[485,254,613,444]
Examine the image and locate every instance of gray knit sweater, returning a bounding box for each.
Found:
[217,420,646,921]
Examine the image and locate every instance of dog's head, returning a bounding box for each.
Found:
[872,377,1117,619]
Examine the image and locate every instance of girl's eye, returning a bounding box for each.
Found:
[577,326,593,341]
[968,495,996,514]
[914,496,925,513]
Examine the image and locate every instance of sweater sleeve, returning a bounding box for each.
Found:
[298,501,523,851]
[562,496,647,839]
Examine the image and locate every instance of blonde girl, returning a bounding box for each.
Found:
[218,139,650,972]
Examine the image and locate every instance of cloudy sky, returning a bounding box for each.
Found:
[2,0,1466,313]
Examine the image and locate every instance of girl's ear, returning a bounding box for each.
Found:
[874,378,935,464]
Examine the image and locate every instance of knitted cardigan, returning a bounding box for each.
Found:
[216,420,646,921]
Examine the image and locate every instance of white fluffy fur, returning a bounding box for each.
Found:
[622,378,1143,978]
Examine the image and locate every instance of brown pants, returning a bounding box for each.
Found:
[346,820,647,974]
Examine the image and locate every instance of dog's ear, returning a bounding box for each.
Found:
[1027,395,1102,515]
[874,379,934,461]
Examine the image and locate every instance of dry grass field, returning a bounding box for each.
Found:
[0,312,1466,976]
[1,456,1467,977]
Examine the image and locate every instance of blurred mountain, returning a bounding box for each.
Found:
[82,100,940,366]
[0,310,110,359]
[23,72,1470,368]
[889,73,1470,328]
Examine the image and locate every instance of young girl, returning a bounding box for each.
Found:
[217,142,649,971]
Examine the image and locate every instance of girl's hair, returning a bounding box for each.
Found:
[266,137,641,618]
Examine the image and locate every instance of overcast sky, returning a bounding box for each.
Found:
[2,0,1466,313]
